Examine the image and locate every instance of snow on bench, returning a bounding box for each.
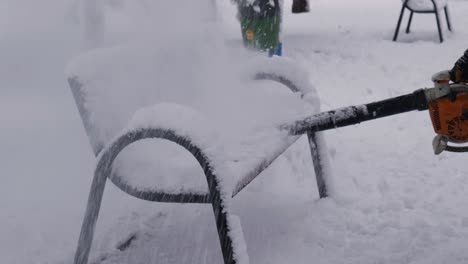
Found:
[67,40,321,194]
[66,35,328,264]
[404,0,448,11]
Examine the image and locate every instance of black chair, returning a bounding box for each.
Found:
[67,47,330,264]
[393,0,451,43]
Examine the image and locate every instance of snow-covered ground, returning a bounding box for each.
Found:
[2,0,468,263]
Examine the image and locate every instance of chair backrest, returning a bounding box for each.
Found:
[67,36,234,154]
[67,38,319,156]
[69,0,323,157]
[403,0,448,11]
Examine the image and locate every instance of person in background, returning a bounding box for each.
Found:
[237,0,281,56]
[451,50,468,83]
[235,0,310,56]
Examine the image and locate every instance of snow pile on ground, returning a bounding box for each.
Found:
[2,0,468,264]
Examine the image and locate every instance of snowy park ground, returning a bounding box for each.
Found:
[2,0,468,263]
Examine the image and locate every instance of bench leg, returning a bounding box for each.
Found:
[206,173,238,264]
[445,6,452,31]
[435,9,444,43]
[393,5,406,41]
[406,11,413,34]
[74,158,111,264]
[185,138,240,264]
[306,131,328,198]
[73,170,241,264]
[73,129,244,264]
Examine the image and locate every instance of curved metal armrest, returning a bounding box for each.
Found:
[105,128,213,203]
[232,70,329,198]
[254,72,302,94]
[75,127,220,264]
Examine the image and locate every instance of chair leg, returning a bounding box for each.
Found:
[435,10,444,43]
[393,5,406,41]
[445,6,452,31]
[307,131,328,198]
[406,11,413,34]
[211,190,237,264]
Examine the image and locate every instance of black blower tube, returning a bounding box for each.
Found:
[287,89,428,135]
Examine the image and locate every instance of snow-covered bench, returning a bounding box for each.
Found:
[67,39,330,264]
[393,0,451,42]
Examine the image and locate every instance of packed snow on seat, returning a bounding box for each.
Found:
[403,0,448,11]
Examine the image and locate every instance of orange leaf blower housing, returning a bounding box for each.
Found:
[429,92,468,143]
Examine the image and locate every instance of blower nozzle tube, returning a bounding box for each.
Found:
[287,89,428,135]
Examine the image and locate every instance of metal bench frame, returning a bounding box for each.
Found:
[393,0,452,43]
[69,71,329,264]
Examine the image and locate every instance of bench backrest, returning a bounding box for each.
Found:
[66,37,234,153]
[67,38,318,157]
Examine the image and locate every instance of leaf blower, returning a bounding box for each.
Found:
[285,70,468,155]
